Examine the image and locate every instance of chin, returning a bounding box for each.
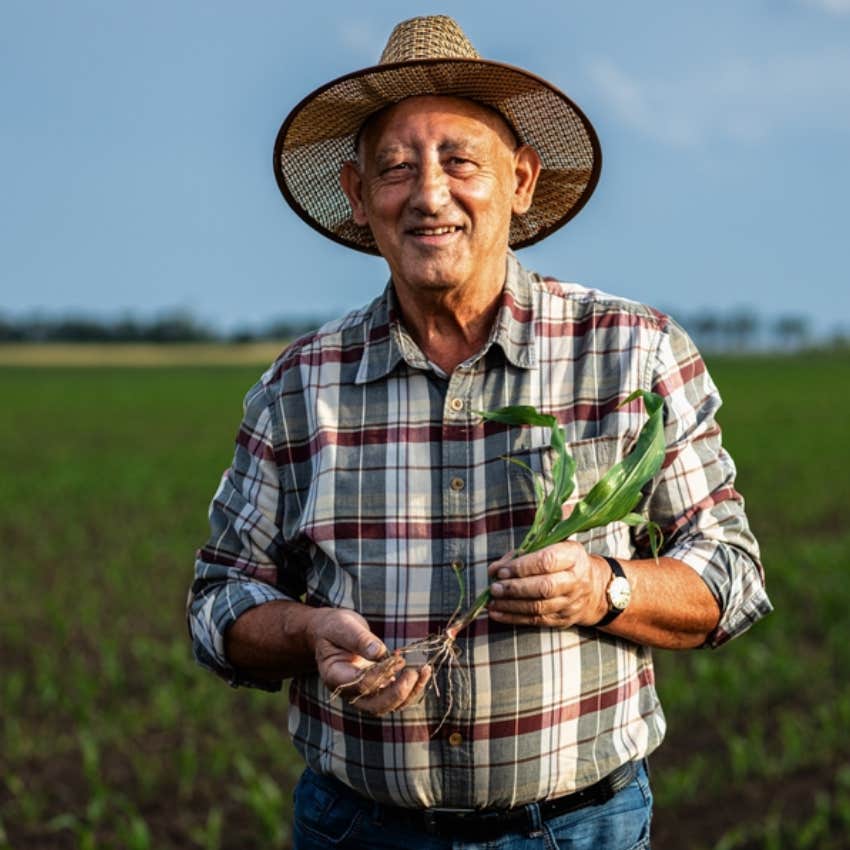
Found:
[402,258,470,291]
[408,271,465,292]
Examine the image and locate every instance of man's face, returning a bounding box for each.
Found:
[341,96,539,302]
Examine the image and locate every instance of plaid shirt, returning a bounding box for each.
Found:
[188,253,770,808]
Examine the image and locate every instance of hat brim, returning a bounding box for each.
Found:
[273,57,601,255]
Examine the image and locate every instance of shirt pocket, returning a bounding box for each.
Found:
[568,434,636,556]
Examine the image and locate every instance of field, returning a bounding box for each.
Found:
[2,350,849,849]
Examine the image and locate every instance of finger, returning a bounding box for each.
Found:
[489,608,576,628]
[490,543,583,581]
[490,571,570,600]
[353,667,425,716]
[395,664,432,711]
[489,596,574,617]
[323,613,387,662]
[328,652,405,695]
[343,653,406,695]
[487,550,516,579]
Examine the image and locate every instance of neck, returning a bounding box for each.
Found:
[392,262,507,374]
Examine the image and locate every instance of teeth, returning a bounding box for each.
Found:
[411,226,460,235]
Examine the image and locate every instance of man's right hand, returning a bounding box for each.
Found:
[307,607,431,716]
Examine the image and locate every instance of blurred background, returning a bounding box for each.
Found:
[2,2,849,848]
[2,0,849,346]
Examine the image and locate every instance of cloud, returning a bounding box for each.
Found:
[802,0,850,15]
[587,49,850,147]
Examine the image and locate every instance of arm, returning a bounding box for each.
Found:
[487,546,720,649]
[187,379,427,712]
[224,599,431,714]
[487,317,771,648]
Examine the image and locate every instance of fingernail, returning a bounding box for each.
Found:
[498,568,511,579]
[491,582,503,596]
[366,641,382,659]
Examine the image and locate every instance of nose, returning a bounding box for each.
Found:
[410,159,450,215]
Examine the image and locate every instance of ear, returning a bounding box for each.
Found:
[511,145,542,216]
[340,161,370,226]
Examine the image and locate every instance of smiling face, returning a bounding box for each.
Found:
[340,96,540,307]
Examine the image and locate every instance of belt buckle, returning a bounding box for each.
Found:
[422,806,476,835]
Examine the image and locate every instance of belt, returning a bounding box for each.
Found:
[381,760,639,841]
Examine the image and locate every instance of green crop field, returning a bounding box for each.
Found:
[2,352,849,849]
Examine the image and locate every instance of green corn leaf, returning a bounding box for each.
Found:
[612,516,665,561]
[502,454,535,476]
[527,391,666,551]
[480,390,666,556]
[480,406,578,552]
[620,513,646,527]
[456,391,667,632]
[476,406,558,429]
[646,521,664,561]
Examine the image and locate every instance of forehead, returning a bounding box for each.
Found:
[358,95,518,153]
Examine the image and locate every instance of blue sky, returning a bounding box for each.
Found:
[2,0,849,338]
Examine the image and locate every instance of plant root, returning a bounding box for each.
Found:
[331,625,471,734]
[330,651,406,703]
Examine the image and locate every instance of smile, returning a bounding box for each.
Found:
[407,225,463,236]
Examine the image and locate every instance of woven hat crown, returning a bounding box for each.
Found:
[379,16,480,63]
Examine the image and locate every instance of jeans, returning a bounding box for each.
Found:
[292,762,652,850]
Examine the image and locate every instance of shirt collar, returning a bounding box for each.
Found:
[355,252,537,384]
[487,251,538,370]
[354,283,407,385]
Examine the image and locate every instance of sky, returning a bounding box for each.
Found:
[2,0,849,339]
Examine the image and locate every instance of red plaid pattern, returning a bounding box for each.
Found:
[188,254,770,808]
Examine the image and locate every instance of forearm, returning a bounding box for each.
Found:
[487,543,722,650]
[594,555,720,650]
[224,599,427,715]
[224,599,323,681]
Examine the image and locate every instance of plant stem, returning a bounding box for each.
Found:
[446,586,492,638]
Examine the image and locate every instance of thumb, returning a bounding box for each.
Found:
[323,610,386,661]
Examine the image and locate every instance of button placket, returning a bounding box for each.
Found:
[440,370,473,777]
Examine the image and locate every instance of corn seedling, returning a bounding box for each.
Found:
[333,390,667,728]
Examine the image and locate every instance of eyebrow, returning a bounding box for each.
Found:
[370,139,486,166]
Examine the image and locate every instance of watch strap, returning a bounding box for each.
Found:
[594,557,628,628]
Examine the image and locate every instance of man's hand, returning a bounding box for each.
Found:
[308,608,431,716]
[486,541,609,628]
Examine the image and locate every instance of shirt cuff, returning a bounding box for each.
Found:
[663,539,773,648]
[189,571,293,690]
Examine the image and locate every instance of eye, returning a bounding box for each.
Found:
[381,161,412,175]
[446,156,476,173]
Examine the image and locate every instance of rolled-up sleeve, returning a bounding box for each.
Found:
[644,319,773,647]
[187,380,305,689]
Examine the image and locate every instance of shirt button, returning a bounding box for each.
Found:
[448,732,463,747]
[449,397,464,412]
[450,477,465,492]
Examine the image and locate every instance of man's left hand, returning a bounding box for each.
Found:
[487,541,609,628]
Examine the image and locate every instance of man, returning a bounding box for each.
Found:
[188,16,772,849]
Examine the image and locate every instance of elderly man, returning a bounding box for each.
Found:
[188,16,771,850]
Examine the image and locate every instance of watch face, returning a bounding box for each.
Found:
[608,576,632,611]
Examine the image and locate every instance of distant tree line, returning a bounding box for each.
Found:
[0,311,327,344]
[676,309,815,353]
[0,308,846,352]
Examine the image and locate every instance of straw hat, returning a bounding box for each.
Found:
[273,15,601,254]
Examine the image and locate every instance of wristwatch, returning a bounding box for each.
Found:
[594,557,631,627]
